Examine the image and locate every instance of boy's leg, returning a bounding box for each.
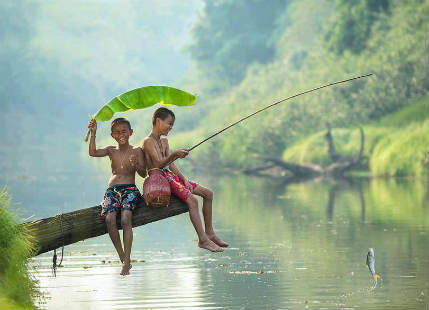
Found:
[105,211,125,263]
[120,209,133,276]
[192,185,228,248]
[185,194,223,252]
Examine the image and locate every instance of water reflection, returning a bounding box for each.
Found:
[24,175,429,309]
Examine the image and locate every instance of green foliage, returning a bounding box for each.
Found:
[177,0,429,173]
[282,127,389,167]
[187,0,290,93]
[376,96,429,127]
[0,190,39,309]
[283,132,330,166]
[371,120,429,177]
[324,0,390,55]
[281,96,429,176]
[84,86,197,142]
[92,86,196,122]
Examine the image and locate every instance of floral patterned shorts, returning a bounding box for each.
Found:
[163,170,198,202]
[101,184,141,217]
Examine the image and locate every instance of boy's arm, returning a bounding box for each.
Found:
[167,141,185,180]
[135,147,147,178]
[143,138,188,169]
[166,141,193,191]
[88,119,113,157]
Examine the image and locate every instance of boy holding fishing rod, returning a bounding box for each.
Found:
[143,107,228,252]
[88,117,146,275]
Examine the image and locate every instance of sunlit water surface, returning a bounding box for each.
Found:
[4,171,429,310]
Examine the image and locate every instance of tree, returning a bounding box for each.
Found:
[187,0,289,93]
[324,0,390,55]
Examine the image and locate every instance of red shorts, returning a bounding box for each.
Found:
[163,170,198,202]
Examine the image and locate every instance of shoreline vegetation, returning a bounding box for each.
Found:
[281,96,429,178]
[172,95,429,179]
[0,190,40,309]
[167,0,429,177]
[86,1,428,181]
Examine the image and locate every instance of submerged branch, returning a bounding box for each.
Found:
[246,126,365,179]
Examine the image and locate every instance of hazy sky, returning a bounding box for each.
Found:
[28,1,202,90]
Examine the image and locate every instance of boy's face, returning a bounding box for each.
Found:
[111,123,133,145]
[157,115,174,136]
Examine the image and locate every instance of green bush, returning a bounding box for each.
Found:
[0,190,39,309]
[281,96,429,176]
[179,0,429,170]
[282,127,390,167]
[376,96,429,127]
[370,121,429,177]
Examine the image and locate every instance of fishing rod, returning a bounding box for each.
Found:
[187,73,373,152]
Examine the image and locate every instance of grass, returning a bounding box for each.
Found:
[0,190,40,309]
[371,121,429,177]
[282,127,390,167]
[282,95,429,176]
[376,96,429,127]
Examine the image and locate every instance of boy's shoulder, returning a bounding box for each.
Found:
[104,146,117,153]
[142,136,168,145]
[130,145,143,152]
[109,145,141,155]
[106,145,141,151]
[142,136,152,147]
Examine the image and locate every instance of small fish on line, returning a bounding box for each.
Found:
[366,248,381,280]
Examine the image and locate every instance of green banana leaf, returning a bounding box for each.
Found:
[85,86,196,141]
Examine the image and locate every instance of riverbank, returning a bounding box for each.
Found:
[0,190,40,309]
[282,95,429,177]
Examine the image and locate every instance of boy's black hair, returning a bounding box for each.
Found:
[152,107,175,125]
[111,118,131,130]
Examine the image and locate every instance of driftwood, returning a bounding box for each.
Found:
[244,126,365,179]
[24,196,188,256]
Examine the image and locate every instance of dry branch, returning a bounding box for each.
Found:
[246,126,365,179]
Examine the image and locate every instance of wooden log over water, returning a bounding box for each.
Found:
[24,196,188,256]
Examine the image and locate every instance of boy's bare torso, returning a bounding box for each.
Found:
[108,146,143,186]
[143,136,168,170]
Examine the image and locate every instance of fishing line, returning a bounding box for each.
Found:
[51,213,65,277]
[425,27,429,88]
[188,74,373,152]
[422,23,429,167]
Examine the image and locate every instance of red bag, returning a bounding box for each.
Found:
[143,168,171,207]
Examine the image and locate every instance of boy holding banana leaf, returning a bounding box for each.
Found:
[88,117,146,275]
[143,107,228,252]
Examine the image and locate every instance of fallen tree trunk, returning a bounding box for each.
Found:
[262,157,323,176]
[241,163,276,176]
[24,196,188,256]
[246,126,365,179]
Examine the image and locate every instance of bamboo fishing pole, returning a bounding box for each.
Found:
[187,73,373,152]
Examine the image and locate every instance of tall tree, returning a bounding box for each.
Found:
[324,0,390,55]
[187,0,289,93]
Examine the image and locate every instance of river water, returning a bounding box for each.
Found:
[4,171,429,310]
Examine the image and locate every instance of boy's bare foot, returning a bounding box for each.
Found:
[208,234,229,248]
[198,239,224,252]
[120,263,132,276]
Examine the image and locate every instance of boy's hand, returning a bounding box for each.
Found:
[88,119,97,134]
[174,148,189,159]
